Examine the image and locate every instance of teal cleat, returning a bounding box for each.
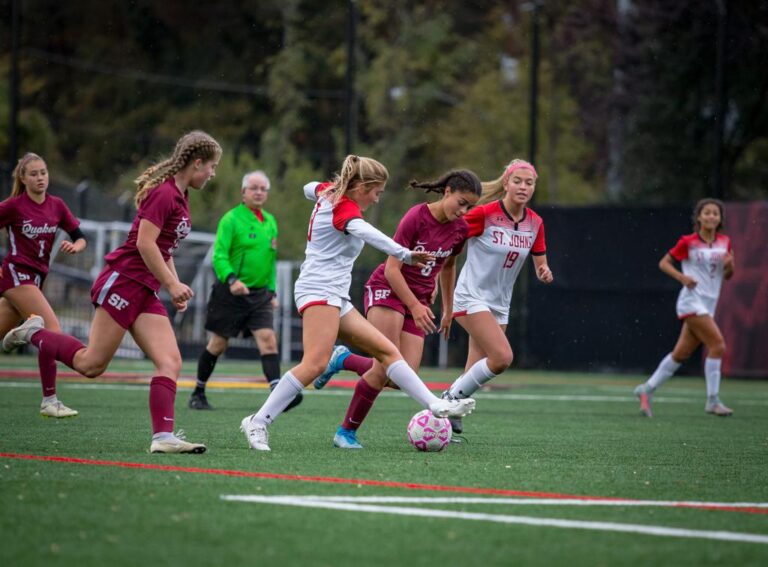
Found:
[333,426,363,449]
[314,345,351,390]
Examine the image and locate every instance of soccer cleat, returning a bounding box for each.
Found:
[705,398,733,417]
[313,345,351,390]
[441,391,463,434]
[333,426,363,449]
[150,431,206,454]
[40,400,78,418]
[429,397,475,418]
[240,415,270,451]
[269,380,303,412]
[633,384,653,418]
[3,314,44,352]
[188,390,213,410]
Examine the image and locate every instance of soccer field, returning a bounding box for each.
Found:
[1,355,767,566]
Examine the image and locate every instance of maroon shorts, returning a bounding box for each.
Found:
[363,283,426,338]
[0,262,45,295]
[91,267,167,329]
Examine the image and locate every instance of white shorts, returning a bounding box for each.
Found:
[452,300,509,325]
[295,293,355,318]
[676,291,717,319]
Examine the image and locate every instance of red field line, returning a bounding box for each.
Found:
[1,452,765,515]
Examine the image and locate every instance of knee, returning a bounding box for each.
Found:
[81,362,108,379]
[709,339,726,358]
[487,349,513,374]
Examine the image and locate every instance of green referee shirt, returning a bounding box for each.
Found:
[211,203,278,291]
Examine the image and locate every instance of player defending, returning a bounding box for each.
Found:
[634,199,735,417]
[189,170,301,412]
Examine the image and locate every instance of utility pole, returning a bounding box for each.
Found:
[712,0,728,200]
[344,0,358,155]
[528,0,541,167]
[7,0,22,198]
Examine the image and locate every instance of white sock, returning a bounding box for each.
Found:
[646,353,681,391]
[152,431,175,441]
[705,358,722,399]
[42,395,58,405]
[253,371,304,425]
[448,358,496,398]
[385,359,438,408]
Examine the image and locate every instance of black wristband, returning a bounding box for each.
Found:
[226,274,238,285]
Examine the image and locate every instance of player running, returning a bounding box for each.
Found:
[0,152,87,418]
[239,156,476,451]
[441,159,553,435]
[634,198,735,417]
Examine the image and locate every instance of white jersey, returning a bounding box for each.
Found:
[669,232,731,317]
[294,182,411,301]
[453,200,546,318]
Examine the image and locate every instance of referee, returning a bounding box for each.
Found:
[189,170,302,411]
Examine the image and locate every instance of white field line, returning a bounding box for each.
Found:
[220,495,768,545]
[2,380,768,406]
[234,495,768,509]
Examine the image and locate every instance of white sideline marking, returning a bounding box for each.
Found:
[221,495,768,544]
[237,495,768,509]
[1,381,767,406]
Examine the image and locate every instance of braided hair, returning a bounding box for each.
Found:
[134,131,222,206]
[409,169,482,196]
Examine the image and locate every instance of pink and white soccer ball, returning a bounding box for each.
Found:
[406,409,452,452]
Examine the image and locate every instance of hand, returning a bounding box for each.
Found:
[59,240,83,254]
[536,264,553,283]
[408,250,436,269]
[271,296,279,310]
[409,302,436,334]
[174,299,188,313]
[723,251,734,271]
[168,281,194,304]
[229,280,249,296]
[438,312,453,340]
[680,275,697,289]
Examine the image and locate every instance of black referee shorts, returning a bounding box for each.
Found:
[204,281,275,338]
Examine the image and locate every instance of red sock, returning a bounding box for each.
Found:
[344,353,374,377]
[342,379,381,430]
[149,376,177,434]
[31,329,85,370]
[39,350,57,397]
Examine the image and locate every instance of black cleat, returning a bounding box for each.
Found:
[188,390,213,410]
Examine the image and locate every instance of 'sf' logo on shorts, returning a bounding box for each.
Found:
[107,293,130,310]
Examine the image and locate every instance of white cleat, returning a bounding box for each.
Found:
[429,397,475,418]
[241,415,270,451]
[40,400,79,418]
[3,314,44,352]
[705,398,733,417]
[150,431,206,454]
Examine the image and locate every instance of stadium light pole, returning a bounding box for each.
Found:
[344,0,358,155]
[527,0,542,168]
[712,0,728,200]
[7,0,22,198]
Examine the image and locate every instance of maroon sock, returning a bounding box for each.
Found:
[38,350,57,397]
[342,379,382,430]
[30,329,85,370]
[149,376,177,434]
[343,353,374,377]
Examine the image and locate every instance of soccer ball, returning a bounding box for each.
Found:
[406,409,452,452]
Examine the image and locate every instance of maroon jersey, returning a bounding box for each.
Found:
[0,192,80,275]
[366,203,469,304]
[104,178,191,292]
